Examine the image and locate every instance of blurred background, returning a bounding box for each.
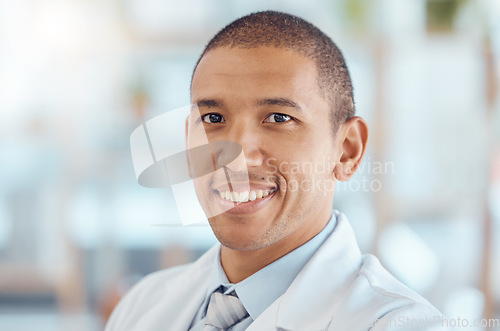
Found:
[0,0,499,330]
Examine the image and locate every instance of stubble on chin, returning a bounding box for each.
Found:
[208,215,291,252]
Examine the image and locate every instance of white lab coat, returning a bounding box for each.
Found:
[105,211,450,331]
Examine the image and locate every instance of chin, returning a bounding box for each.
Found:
[213,229,260,251]
[220,238,278,252]
[220,239,262,252]
[209,222,257,250]
[211,222,283,252]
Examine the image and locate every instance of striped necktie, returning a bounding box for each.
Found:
[204,290,249,330]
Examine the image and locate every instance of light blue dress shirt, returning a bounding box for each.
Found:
[189,215,337,330]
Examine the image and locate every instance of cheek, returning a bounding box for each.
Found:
[262,128,336,186]
[276,152,336,198]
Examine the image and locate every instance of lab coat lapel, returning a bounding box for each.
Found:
[135,245,220,331]
[249,212,363,331]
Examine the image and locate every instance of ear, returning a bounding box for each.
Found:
[334,116,368,182]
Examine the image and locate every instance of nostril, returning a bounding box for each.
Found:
[212,140,244,169]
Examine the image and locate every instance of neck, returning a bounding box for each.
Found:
[220,210,331,284]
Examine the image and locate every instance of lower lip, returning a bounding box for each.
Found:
[213,190,276,215]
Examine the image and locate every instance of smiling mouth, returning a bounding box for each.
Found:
[215,189,277,203]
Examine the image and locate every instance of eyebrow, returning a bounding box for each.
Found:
[256,98,303,111]
[194,97,303,111]
[195,99,222,109]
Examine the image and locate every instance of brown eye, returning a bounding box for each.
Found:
[265,113,291,123]
[202,113,225,123]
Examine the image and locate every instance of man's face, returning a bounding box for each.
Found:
[190,46,341,251]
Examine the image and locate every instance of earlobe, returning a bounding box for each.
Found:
[334,116,368,182]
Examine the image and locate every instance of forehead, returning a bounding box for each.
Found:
[191,47,324,105]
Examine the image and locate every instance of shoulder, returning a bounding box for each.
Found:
[369,303,452,331]
[360,255,451,330]
[330,254,450,330]
[104,264,193,331]
[105,244,220,331]
[124,264,193,306]
[357,254,429,305]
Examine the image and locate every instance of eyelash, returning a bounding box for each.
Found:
[201,113,292,124]
[201,113,225,124]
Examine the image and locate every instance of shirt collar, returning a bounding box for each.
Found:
[204,213,338,320]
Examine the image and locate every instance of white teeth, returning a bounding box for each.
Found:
[239,191,249,203]
[219,189,274,202]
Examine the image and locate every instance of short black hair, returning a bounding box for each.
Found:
[191,11,355,129]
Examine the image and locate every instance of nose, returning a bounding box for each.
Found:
[215,122,264,172]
